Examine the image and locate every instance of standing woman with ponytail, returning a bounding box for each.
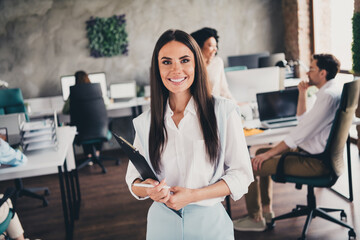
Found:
[125,29,253,240]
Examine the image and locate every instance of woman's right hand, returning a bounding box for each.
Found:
[142,178,171,203]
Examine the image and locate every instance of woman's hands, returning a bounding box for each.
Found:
[134,178,195,210]
[166,187,195,210]
[142,178,171,204]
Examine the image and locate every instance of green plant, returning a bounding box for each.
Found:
[352,12,360,75]
[86,14,128,57]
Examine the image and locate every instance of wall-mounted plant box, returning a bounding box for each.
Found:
[86,14,128,58]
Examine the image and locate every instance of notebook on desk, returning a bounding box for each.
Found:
[256,88,299,129]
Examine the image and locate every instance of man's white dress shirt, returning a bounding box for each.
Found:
[284,79,342,154]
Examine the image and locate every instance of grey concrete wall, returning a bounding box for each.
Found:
[0,0,284,98]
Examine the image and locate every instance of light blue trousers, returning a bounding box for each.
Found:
[146,202,234,240]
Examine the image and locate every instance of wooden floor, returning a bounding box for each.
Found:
[0,145,359,240]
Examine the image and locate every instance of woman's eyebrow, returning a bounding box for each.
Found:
[179,55,190,59]
[161,56,172,60]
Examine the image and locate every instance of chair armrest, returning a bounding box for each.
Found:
[273,151,323,183]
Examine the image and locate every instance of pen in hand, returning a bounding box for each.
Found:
[133,183,170,189]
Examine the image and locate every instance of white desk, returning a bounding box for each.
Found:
[0,126,77,239]
[25,96,150,120]
[0,126,76,180]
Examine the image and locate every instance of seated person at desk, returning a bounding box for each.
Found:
[0,194,27,240]
[233,54,341,231]
[62,70,110,115]
[62,70,108,159]
[191,27,235,101]
[0,139,28,240]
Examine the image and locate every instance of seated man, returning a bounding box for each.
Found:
[233,54,341,231]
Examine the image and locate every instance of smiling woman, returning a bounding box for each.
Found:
[125,29,253,240]
[158,41,195,97]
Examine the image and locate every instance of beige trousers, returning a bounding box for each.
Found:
[245,148,330,219]
[0,194,24,240]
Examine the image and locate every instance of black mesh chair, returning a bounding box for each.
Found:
[270,80,359,240]
[70,83,119,174]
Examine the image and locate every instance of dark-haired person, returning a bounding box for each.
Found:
[62,71,110,114]
[191,27,235,100]
[62,71,91,115]
[62,71,109,160]
[233,54,342,232]
[125,29,253,239]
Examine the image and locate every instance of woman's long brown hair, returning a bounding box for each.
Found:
[149,29,219,174]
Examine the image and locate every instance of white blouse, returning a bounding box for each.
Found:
[126,97,253,206]
[207,56,235,101]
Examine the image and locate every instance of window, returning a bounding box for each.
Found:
[313,0,354,71]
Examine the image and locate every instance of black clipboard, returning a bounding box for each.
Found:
[112,132,182,218]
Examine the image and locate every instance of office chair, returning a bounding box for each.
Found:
[0,188,16,240]
[0,88,28,121]
[0,88,49,207]
[70,83,119,174]
[227,51,269,69]
[270,80,359,240]
[258,53,286,68]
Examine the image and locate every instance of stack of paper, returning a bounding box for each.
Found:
[21,119,57,151]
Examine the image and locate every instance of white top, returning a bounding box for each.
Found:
[207,56,235,101]
[284,79,342,154]
[126,97,253,206]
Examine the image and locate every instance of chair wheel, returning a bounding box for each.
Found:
[348,229,356,239]
[340,210,347,220]
[102,169,107,174]
[43,200,48,207]
[44,189,50,196]
[116,160,121,166]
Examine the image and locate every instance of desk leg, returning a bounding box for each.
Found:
[70,169,81,220]
[131,106,137,118]
[64,163,75,232]
[330,136,353,202]
[137,105,143,115]
[58,166,72,240]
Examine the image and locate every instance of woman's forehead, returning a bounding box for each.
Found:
[158,41,194,59]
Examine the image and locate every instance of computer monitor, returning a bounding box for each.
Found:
[228,52,270,69]
[60,72,107,101]
[110,82,136,100]
[226,66,281,102]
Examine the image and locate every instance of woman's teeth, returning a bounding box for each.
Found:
[170,77,186,83]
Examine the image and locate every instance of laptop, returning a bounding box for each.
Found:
[256,88,299,129]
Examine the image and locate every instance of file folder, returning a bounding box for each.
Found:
[112,132,182,218]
